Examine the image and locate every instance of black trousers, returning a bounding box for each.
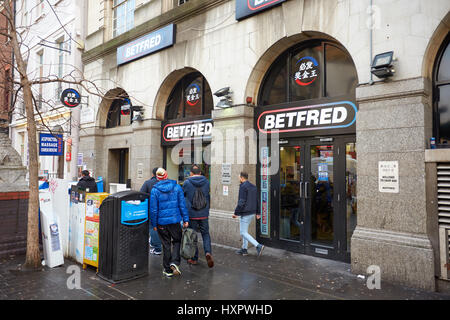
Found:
[157,223,182,272]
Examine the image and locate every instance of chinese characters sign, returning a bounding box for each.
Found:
[60,88,81,108]
[379,161,399,193]
[185,83,201,106]
[294,56,319,86]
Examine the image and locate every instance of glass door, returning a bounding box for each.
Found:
[278,144,305,250]
[304,142,336,257]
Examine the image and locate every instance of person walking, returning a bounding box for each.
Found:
[150,168,189,278]
[77,170,98,193]
[140,167,163,255]
[233,172,265,257]
[183,165,214,268]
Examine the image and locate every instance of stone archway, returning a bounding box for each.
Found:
[244,31,346,106]
[422,12,450,82]
[96,88,129,128]
[152,67,197,121]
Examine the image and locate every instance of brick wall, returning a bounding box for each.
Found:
[0,192,29,258]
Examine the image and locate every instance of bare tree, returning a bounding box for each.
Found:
[0,0,145,269]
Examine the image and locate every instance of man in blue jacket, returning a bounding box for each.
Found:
[140,167,162,255]
[233,172,265,257]
[183,165,214,268]
[150,168,189,277]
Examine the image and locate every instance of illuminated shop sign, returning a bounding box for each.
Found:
[257,101,357,135]
[162,118,213,146]
[117,24,175,66]
[236,0,286,20]
[185,83,201,106]
[294,56,319,86]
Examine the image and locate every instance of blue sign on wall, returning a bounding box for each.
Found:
[39,133,64,156]
[121,199,148,226]
[236,0,287,21]
[117,24,176,66]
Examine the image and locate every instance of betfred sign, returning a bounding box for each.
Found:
[162,118,213,146]
[256,101,357,136]
[236,0,286,20]
[117,24,175,65]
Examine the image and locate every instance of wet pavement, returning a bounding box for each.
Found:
[1,243,450,300]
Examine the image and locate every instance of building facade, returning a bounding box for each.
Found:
[9,0,87,180]
[81,0,450,291]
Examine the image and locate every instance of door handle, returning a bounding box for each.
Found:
[305,182,310,199]
[299,182,304,198]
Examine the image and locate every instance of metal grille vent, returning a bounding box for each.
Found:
[437,163,450,280]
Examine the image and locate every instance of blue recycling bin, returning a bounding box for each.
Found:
[96,176,104,193]
[98,190,149,283]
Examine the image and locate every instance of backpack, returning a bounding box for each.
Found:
[191,187,207,211]
[180,227,198,260]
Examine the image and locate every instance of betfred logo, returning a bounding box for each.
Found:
[257,101,357,134]
[236,0,286,20]
[248,0,284,10]
[162,118,214,144]
[294,56,319,86]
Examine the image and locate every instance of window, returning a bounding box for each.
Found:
[113,0,135,38]
[165,72,213,120]
[259,40,358,106]
[56,39,64,97]
[434,34,450,145]
[106,96,132,128]
[37,51,43,109]
[36,0,44,17]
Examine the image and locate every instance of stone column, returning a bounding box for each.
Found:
[351,77,436,291]
[131,119,163,190]
[0,124,29,257]
[209,106,257,248]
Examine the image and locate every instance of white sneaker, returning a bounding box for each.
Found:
[170,263,181,275]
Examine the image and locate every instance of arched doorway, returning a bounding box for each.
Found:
[433,33,450,145]
[161,70,214,184]
[255,39,358,262]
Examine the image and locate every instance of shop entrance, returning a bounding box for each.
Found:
[266,136,356,262]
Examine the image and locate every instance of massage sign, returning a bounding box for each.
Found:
[294,56,319,86]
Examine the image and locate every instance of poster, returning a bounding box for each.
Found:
[379,161,399,193]
[260,147,270,236]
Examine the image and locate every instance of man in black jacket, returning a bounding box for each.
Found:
[233,172,264,257]
[183,165,214,268]
[77,170,98,193]
[141,167,162,255]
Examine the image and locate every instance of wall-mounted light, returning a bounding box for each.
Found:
[214,87,233,108]
[132,105,144,121]
[371,51,395,79]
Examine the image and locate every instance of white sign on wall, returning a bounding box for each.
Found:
[221,163,232,185]
[379,161,399,193]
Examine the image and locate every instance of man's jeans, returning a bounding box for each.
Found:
[157,223,182,272]
[189,218,212,261]
[240,214,259,249]
[150,228,162,252]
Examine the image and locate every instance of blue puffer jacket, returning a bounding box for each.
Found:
[150,179,189,228]
[183,175,210,219]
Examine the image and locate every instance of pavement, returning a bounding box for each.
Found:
[1,243,450,300]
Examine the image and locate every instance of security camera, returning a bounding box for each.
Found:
[214,87,231,98]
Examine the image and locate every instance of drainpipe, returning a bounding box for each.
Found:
[369,0,374,85]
